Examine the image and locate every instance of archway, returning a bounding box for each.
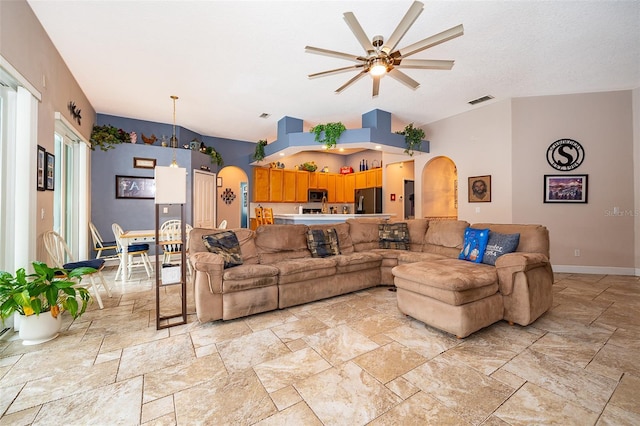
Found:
[217,166,249,228]
[421,156,458,220]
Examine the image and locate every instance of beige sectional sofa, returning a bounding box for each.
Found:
[188,218,553,338]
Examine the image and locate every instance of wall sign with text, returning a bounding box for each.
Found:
[546,138,585,171]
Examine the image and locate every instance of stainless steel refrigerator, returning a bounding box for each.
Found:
[355,187,382,214]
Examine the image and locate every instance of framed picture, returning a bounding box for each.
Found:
[45,152,55,190]
[544,174,588,203]
[115,175,156,199]
[37,145,46,191]
[468,175,491,202]
[217,177,223,187]
[133,157,156,169]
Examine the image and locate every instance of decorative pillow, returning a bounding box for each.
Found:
[482,232,520,266]
[202,231,243,268]
[306,228,340,258]
[378,223,410,250]
[458,228,490,263]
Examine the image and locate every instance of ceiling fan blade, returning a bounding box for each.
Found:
[381,1,424,54]
[396,59,454,70]
[308,64,365,79]
[305,46,365,63]
[388,68,420,89]
[336,70,368,94]
[395,24,464,59]
[372,75,382,97]
[343,12,375,53]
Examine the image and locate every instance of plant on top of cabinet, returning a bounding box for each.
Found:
[253,139,268,162]
[204,146,224,166]
[396,123,426,156]
[310,122,346,150]
[90,124,131,151]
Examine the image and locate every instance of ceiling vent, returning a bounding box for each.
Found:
[259,113,271,119]
[468,95,494,105]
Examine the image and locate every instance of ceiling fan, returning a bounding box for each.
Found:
[305,1,463,97]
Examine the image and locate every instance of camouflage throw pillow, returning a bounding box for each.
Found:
[378,223,409,250]
[202,230,243,268]
[306,228,340,258]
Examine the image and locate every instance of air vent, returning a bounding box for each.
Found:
[468,95,494,105]
[259,113,271,119]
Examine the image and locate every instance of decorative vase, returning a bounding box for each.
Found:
[18,312,62,345]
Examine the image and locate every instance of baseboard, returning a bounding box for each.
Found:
[552,264,639,277]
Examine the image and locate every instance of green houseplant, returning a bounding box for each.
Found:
[204,146,224,166]
[253,139,268,162]
[0,261,93,322]
[310,122,346,150]
[90,124,131,151]
[396,123,426,156]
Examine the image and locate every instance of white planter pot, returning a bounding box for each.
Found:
[18,312,62,345]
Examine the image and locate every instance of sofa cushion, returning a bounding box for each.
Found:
[396,251,449,264]
[272,257,337,284]
[459,228,490,263]
[255,224,311,264]
[306,228,340,258]
[222,264,280,292]
[334,251,383,273]
[309,222,354,254]
[202,230,243,268]
[423,220,469,257]
[482,232,520,266]
[378,223,409,250]
[347,218,387,251]
[190,227,259,265]
[472,223,550,258]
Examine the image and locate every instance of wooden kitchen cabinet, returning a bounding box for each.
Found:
[374,168,382,187]
[335,174,345,203]
[308,172,318,188]
[355,171,367,189]
[296,171,309,202]
[253,168,270,202]
[283,170,297,202]
[344,173,355,202]
[316,173,328,190]
[327,174,336,202]
[269,169,284,201]
[365,169,377,188]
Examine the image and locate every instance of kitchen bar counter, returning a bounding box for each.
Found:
[274,213,393,225]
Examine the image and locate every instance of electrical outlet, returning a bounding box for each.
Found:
[574,249,580,257]
[475,207,480,213]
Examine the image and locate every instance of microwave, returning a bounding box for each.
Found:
[308,190,326,202]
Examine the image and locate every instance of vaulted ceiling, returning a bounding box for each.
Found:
[28,1,640,144]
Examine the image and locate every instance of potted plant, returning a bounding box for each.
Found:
[253,139,268,162]
[310,122,346,150]
[396,123,426,156]
[203,146,224,166]
[0,261,94,345]
[90,124,131,151]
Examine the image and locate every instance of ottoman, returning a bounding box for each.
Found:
[392,258,504,338]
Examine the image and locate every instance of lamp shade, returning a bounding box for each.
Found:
[155,166,186,204]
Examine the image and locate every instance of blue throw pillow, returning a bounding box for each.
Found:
[482,232,520,266]
[458,228,490,263]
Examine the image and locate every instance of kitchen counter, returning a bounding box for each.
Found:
[274,213,393,225]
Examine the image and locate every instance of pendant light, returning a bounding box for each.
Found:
[169,95,179,168]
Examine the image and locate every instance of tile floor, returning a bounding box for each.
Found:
[0,268,639,425]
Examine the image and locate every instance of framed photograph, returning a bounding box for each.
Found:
[133,157,156,169]
[544,174,588,203]
[37,145,46,191]
[115,175,156,199]
[45,152,55,190]
[468,175,491,202]
[217,177,223,187]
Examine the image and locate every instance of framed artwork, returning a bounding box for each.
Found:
[45,152,55,191]
[133,157,156,169]
[468,175,491,202]
[115,175,156,199]
[544,174,588,203]
[37,145,46,191]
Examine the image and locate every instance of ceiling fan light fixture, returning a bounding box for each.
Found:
[370,58,388,76]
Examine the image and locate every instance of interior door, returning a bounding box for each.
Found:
[193,170,216,228]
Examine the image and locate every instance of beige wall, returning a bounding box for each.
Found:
[1,0,96,261]
[512,91,635,270]
[383,161,414,219]
[217,166,248,229]
[634,88,640,273]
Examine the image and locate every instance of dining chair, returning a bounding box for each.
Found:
[262,208,274,225]
[159,220,193,277]
[255,207,264,226]
[111,223,153,279]
[89,222,118,260]
[218,220,228,229]
[43,230,111,309]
